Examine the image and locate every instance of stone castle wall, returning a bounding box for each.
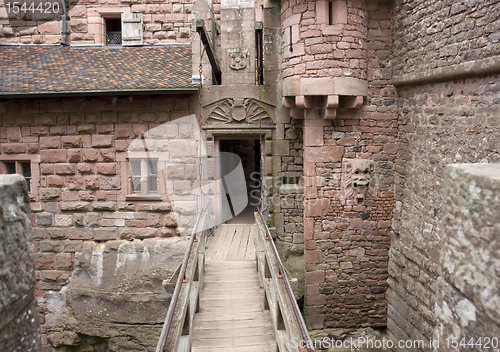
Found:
[389,75,500,350]
[281,0,369,81]
[435,164,500,350]
[392,0,500,78]
[0,94,196,349]
[280,0,397,333]
[389,0,500,348]
[0,0,195,45]
[0,174,41,352]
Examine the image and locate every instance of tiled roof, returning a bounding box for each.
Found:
[0,45,198,96]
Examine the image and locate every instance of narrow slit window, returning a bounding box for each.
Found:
[329,2,333,25]
[255,26,264,85]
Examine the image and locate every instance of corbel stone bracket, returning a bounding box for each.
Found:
[282,77,367,119]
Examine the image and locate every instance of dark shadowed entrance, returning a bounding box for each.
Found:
[219,139,261,224]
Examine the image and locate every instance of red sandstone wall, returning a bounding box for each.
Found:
[390,0,500,349]
[0,94,195,347]
[280,0,396,333]
[0,0,195,45]
[281,0,368,81]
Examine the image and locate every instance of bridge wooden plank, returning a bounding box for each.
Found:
[218,224,238,260]
[244,226,256,261]
[206,225,230,261]
[234,226,250,261]
[191,244,276,351]
[226,225,245,260]
[210,225,233,261]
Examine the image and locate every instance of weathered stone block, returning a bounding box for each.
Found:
[59,201,90,212]
[94,228,117,241]
[40,188,62,201]
[40,136,61,149]
[100,176,120,190]
[54,163,75,175]
[41,150,67,163]
[303,146,344,163]
[91,135,113,148]
[134,228,157,239]
[62,135,83,148]
[92,201,117,211]
[96,163,117,175]
[62,237,188,347]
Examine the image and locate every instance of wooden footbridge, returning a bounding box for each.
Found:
[155,208,315,352]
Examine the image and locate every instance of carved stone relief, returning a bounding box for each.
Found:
[228,49,248,70]
[205,98,272,124]
[342,159,375,203]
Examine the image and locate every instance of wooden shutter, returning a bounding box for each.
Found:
[121,13,143,46]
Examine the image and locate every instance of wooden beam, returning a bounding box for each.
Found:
[195,19,222,85]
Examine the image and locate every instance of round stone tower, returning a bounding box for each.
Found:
[281,0,368,119]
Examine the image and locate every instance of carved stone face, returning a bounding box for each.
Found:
[344,159,374,202]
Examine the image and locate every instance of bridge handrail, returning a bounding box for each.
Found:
[155,203,212,352]
[256,207,315,352]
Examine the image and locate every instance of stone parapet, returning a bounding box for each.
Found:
[0,175,41,352]
[433,164,500,347]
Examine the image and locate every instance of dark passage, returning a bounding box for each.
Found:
[220,139,261,224]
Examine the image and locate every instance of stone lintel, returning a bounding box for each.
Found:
[333,77,368,96]
[304,146,344,163]
[282,13,301,28]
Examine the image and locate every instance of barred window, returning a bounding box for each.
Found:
[1,160,33,192]
[106,18,122,45]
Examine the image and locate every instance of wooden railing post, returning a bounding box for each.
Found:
[156,211,210,352]
[255,209,316,352]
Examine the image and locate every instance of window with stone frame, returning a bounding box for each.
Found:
[105,18,122,45]
[0,155,40,199]
[90,9,142,46]
[117,152,168,201]
[129,158,159,195]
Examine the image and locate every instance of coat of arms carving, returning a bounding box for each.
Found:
[228,49,248,70]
